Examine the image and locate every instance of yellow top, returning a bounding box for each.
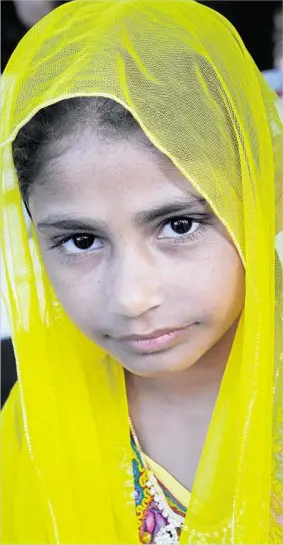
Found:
[145,454,191,508]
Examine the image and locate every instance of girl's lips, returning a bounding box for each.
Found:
[117,325,193,354]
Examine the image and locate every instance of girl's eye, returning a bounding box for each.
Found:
[158,216,203,240]
[61,234,102,254]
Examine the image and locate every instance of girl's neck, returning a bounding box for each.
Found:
[125,322,237,490]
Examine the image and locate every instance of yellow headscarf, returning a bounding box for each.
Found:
[1,1,282,543]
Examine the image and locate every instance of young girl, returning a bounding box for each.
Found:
[1,1,282,543]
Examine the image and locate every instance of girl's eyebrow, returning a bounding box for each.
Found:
[37,196,208,233]
[133,196,208,226]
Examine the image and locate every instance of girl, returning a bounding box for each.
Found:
[1,1,282,543]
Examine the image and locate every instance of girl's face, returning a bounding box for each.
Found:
[30,133,245,377]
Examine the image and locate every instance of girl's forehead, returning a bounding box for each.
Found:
[34,135,202,206]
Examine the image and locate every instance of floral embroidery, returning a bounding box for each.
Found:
[131,433,186,543]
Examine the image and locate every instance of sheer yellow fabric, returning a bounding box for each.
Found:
[1,1,282,543]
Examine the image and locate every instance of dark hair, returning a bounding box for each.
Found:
[12,97,144,206]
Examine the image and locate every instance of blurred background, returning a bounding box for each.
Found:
[1,0,283,407]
